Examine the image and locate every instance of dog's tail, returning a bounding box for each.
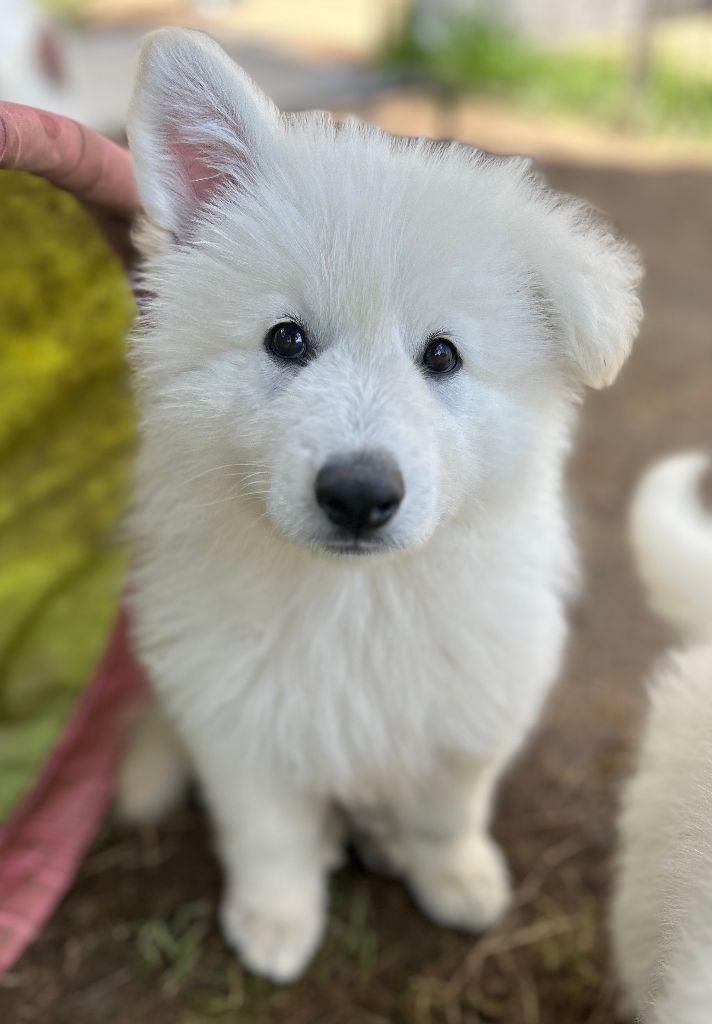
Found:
[631,452,712,643]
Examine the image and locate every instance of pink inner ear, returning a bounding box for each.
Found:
[165,122,251,229]
[176,138,228,208]
[164,125,230,224]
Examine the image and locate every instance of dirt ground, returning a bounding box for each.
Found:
[1,161,711,1024]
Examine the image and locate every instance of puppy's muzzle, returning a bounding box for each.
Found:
[315,451,404,536]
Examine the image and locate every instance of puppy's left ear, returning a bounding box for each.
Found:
[538,203,643,389]
[127,27,279,244]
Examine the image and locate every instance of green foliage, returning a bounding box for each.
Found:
[383,16,712,136]
[37,0,86,21]
[136,901,214,995]
[0,171,136,821]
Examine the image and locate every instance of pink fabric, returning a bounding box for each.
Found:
[0,104,145,973]
[0,611,146,974]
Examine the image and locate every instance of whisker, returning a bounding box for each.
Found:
[175,461,269,489]
[179,483,271,510]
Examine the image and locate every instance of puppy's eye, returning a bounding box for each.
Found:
[422,338,460,374]
[266,322,308,361]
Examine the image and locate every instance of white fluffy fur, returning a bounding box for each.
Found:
[121,28,642,982]
[116,697,189,824]
[613,453,712,1022]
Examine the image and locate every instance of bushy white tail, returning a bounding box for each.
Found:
[631,453,712,643]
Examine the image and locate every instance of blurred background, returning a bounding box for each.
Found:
[1,2,712,1023]
[4,0,712,155]
[3,0,712,157]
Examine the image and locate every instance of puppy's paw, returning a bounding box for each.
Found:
[220,879,325,984]
[407,833,511,933]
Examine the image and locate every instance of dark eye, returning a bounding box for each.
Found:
[266,322,308,361]
[422,338,460,374]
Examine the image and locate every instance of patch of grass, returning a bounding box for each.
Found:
[327,874,381,980]
[383,16,712,137]
[135,900,213,996]
[131,897,291,1020]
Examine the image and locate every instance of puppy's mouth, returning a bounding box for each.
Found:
[316,534,401,558]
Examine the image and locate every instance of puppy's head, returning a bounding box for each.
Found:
[128,29,642,558]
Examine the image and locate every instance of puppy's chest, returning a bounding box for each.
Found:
[210,576,476,709]
[205,589,486,791]
[153,559,563,795]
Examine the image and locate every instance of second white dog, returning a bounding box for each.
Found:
[119,28,642,982]
[613,454,712,1024]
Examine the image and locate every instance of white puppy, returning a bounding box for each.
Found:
[118,28,642,982]
[613,454,712,1023]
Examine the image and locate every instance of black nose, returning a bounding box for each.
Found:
[315,452,405,535]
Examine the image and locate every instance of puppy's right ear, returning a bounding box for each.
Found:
[127,28,278,244]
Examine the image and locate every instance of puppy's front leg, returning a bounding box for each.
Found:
[196,752,338,983]
[397,757,511,933]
